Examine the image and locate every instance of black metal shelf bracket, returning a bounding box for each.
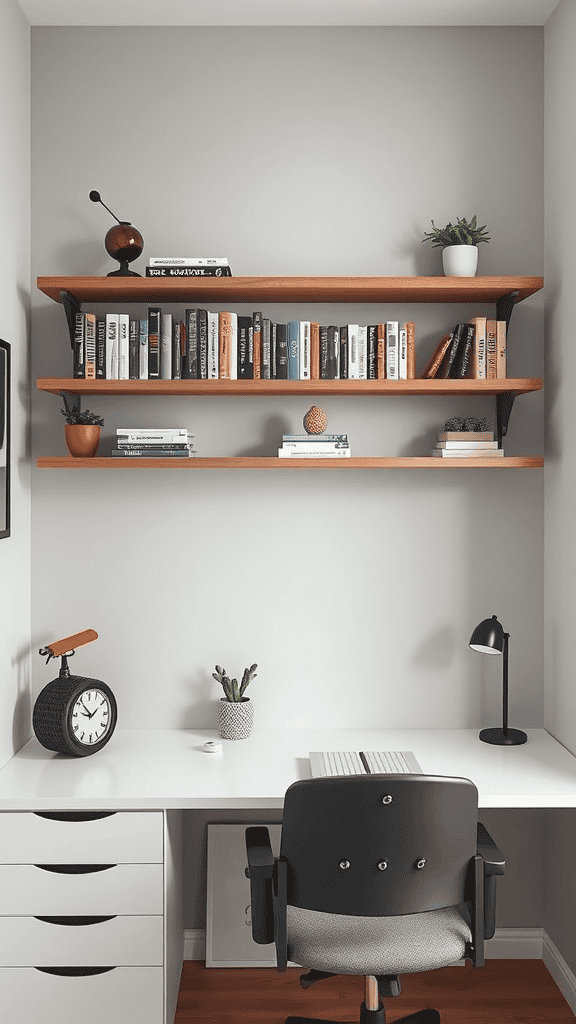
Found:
[495,290,519,333]
[496,391,518,447]
[59,391,81,417]
[60,290,82,351]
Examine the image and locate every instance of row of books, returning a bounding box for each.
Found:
[72,309,417,382]
[145,257,232,278]
[423,319,506,380]
[278,434,351,458]
[111,427,196,459]
[431,429,503,458]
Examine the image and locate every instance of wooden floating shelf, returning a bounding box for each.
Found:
[37,457,543,470]
[37,275,544,305]
[37,378,543,397]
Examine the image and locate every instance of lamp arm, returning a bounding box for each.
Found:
[502,633,510,735]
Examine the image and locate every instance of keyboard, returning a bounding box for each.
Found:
[309,750,423,777]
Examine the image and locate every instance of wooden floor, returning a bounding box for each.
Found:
[175,960,574,1023]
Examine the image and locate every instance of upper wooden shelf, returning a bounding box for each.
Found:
[37,275,544,305]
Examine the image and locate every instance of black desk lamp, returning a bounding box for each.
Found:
[469,614,527,746]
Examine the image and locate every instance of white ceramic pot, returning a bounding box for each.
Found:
[218,697,253,740]
[442,244,479,277]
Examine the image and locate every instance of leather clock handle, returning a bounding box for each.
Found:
[43,629,98,659]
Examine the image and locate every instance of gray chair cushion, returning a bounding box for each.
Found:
[287,903,472,976]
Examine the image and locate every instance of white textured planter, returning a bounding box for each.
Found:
[218,697,253,740]
[442,244,478,277]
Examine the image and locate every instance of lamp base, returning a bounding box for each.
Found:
[479,727,527,746]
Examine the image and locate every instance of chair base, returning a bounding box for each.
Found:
[286,1009,440,1024]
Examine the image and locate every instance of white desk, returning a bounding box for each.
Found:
[0,727,575,1024]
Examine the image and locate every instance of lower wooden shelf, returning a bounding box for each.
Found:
[36,456,544,469]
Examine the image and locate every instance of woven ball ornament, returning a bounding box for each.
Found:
[303,406,328,434]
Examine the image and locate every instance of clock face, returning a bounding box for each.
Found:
[71,688,112,747]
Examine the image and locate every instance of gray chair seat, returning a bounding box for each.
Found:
[287,903,472,976]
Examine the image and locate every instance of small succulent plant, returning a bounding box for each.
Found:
[422,216,490,248]
[61,395,104,426]
[213,663,258,703]
[444,416,491,432]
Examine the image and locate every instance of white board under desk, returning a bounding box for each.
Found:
[0,728,575,810]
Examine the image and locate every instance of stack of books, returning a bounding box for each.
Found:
[145,257,232,278]
[112,427,196,458]
[278,434,351,459]
[423,318,506,380]
[431,429,503,459]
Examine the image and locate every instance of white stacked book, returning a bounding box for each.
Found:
[113,427,196,458]
[278,433,351,458]
[431,430,502,458]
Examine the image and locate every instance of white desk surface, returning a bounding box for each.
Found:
[0,728,575,811]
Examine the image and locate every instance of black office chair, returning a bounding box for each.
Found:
[245,774,504,1024]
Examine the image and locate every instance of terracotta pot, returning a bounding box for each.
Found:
[65,424,101,458]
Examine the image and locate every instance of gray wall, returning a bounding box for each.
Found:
[31,26,545,929]
[544,0,576,978]
[0,0,31,769]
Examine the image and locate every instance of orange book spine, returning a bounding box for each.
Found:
[486,320,497,380]
[377,323,386,378]
[496,320,506,378]
[405,321,415,379]
[423,333,452,378]
[310,322,320,379]
[219,312,232,379]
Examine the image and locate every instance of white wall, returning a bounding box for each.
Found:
[0,0,31,768]
[544,0,576,978]
[31,25,544,927]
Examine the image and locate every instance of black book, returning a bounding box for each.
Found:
[275,324,288,379]
[183,309,198,379]
[148,307,161,379]
[172,320,182,380]
[439,324,464,379]
[453,322,475,378]
[96,316,106,379]
[339,326,349,380]
[129,319,139,379]
[367,325,378,379]
[145,266,232,277]
[197,309,208,379]
[261,317,271,379]
[319,326,329,379]
[238,315,254,379]
[270,322,277,379]
[73,312,85,378]
[327,326,339,380]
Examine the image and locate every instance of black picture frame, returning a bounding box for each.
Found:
[0,339,11,540]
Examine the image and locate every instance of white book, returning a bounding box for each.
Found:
[118,314,129,380]
[117,427,189,439]
[229,312,238,380]
[437,440,499,450]
[148,257,230,267]
[347,324,359,379]
[357,325,367,380]
[299,322,310,380]
[160,313,173,380]
[106,313,119,380]
[139,320,148,379]
[431,449,504,458]
[281,442,350,453]
[278,449,351,458]
[207,312,219,379]
[398,326,407,380]
[386,321,399,380]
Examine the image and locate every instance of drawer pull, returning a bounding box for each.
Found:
[34,864,116,874]
[35,915,116,926]
[35,966,117,976]
[34,811,115,822]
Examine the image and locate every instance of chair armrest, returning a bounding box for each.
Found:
[245,826,275,944]
[476,822,505,941]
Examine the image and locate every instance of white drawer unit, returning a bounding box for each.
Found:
[0,966,164,1024]
[0,809,183,1024]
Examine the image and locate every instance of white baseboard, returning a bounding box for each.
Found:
[543,931,576,1017]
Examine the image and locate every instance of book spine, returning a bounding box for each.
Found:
[270,322,277,379]
[281,442,350,452]
[160,312,172,380]
[207,311,219,379]
[238,315,253,379]
[106,313,118,380]
[319,326,329,379]
[112,449,191,457]
[183,309,198,379]
[148,257,230,267]
[496,320,506,378]
[386,321,398,380]
[145,266,232,277]
[148,307,161,379]
[172,320,182,380]
[367,326,377,380]
[347,325,359,380]
[299,321,310,380]
[139,319,148,379]
[117,443,190,451]
[357,326,367,380]
[278,450,351,458]
[455,323,474,378]
[405,321,415,379]
[276,324,288,379]
[73,312,85,378]
[287,321,299,380]
[339,325,348,380]
[84,313,96,379]
[197,309,208,380]
[117,313,129,380]
[219,312,232,379]
[398,326,407,380]
[310,322,319,379]
[486,320,497,380]
[283,434,349,441]
[252,311,262,380]
[96,316,106,379]
[128,319,139,379]
[441,324,464,379]
[261,317,271,379]
[377,323,386,379]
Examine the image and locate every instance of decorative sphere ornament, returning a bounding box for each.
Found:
[303,405,328,434]
[89,190,144,277]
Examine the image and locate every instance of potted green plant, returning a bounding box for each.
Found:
[213,663,257,740]
[61,396,104,458]
[422,216,490,277]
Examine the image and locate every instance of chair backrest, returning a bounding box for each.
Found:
[280,774,478,917]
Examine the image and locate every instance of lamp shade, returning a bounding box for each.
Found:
[469,615,504,655]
